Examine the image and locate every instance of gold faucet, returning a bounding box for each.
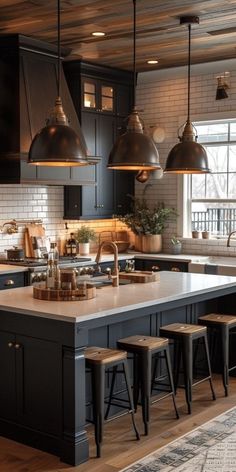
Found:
[95,241,119,287]
[226,230,236,247]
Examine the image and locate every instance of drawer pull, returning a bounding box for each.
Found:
[152,265,160,272]
[8,342,14,348]
[171,267,180,272]
[4,279,15,286]
[14,343,21,350]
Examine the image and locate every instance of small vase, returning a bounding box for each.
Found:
[171,243,182,255]
[79,242,90,256]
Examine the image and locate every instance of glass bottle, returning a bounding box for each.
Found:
[46,246,55,289]
[66,233,77,256]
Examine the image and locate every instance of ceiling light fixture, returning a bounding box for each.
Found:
[164,16,210,174]
[28,0,88,166]
[147,59,158,64]
[92,31,105,37]
[107,0,161,176]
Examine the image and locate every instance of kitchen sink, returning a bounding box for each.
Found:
[189,256,236,276]
[79,275,131,288]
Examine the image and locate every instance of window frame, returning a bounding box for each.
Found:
[177,112,236,238]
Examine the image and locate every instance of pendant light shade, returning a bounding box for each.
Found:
[107,0,161,173]
[28,1,88,166]
[164,17,210,174]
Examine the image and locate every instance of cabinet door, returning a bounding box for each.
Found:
[0,331,16,419]
[80,112,99,217]
[97,114,115,216]
[16,335,61,435]
[0,272,26,290]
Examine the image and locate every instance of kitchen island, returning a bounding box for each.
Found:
[0,271,236,466]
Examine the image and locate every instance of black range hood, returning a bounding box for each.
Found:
[0,34,96,185]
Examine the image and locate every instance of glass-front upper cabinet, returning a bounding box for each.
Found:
[82,78,114,113]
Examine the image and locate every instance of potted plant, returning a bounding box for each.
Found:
[118,197,177,253]
[170,236,182,255]
[75,226,97,255]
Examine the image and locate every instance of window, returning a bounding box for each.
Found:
[191,119,236,236]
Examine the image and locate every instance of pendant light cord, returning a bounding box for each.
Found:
[187,23,191,122]
[133,0,136,107]
[57,0,61,98]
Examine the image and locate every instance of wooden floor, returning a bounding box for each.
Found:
[0,375,236,472]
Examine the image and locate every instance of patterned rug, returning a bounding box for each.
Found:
[120,407,236,472]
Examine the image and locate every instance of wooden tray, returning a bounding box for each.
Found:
[119,270,160,283]
[33,283,96,301]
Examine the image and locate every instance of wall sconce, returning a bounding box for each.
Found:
[216,73,230,100]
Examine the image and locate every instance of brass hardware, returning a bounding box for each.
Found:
[8,342,14,348]
[152,265,160,272]
[4,279,15,286]
[14,343,21,350]
[171,267,180,272]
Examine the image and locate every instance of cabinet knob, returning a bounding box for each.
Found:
[14,343,21,350]
[152,265,160,272]
[74,204,78,208]
[8,342,14,348]
[101,204,104,208]
[4,279,15,286]
[171,267,180,272]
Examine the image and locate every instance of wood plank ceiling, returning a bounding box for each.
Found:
[1,0,236,71]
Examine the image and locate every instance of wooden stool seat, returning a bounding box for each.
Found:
[118,335,168,351]
[85,346,139,457]
[117,334,179,435]
[160,323,215,414]
[160,323,206,336]
[199,313,236,325]
[85,346,127,365]
[199,313,236,396]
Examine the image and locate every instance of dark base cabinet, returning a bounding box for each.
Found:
[0,271,28,289]
[135,258,189,273]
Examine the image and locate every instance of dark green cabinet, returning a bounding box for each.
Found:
[63,60,134,219]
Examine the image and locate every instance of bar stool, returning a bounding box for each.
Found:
[198,313,236,396]
[85,346,140,458]
[159,323,216,414]
[117,335,179,435]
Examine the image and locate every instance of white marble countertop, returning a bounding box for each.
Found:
[89,252,208,264]
[0,264,28,274]
[0,271,235,323]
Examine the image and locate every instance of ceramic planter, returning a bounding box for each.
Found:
[79,242,90,256]
[141,234,162,253]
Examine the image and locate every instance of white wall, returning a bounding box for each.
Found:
[136,58,236,255]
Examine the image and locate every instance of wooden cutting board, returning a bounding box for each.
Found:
[119,271,160,283]
[24,224,46,257]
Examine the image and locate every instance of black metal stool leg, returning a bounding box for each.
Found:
[221,325,229,397]
[122,360,140,440]
[182,337,193,414]
[151,354,159,393]
[91,364,105,458]
[173,340,181,394]
[203,333,216,401]
[140,350,152,435]
[164,347,179,419]
[105,365,117,420]
[133,354,140,412]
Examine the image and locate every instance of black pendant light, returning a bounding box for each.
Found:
[28,0,88,166]
[107,0,161,172]
[164,17,210,174]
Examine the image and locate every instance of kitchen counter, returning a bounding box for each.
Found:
[0,264,28,274]
[1,271,236,466]
[89,252,207,264]
[0,271,235,323]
